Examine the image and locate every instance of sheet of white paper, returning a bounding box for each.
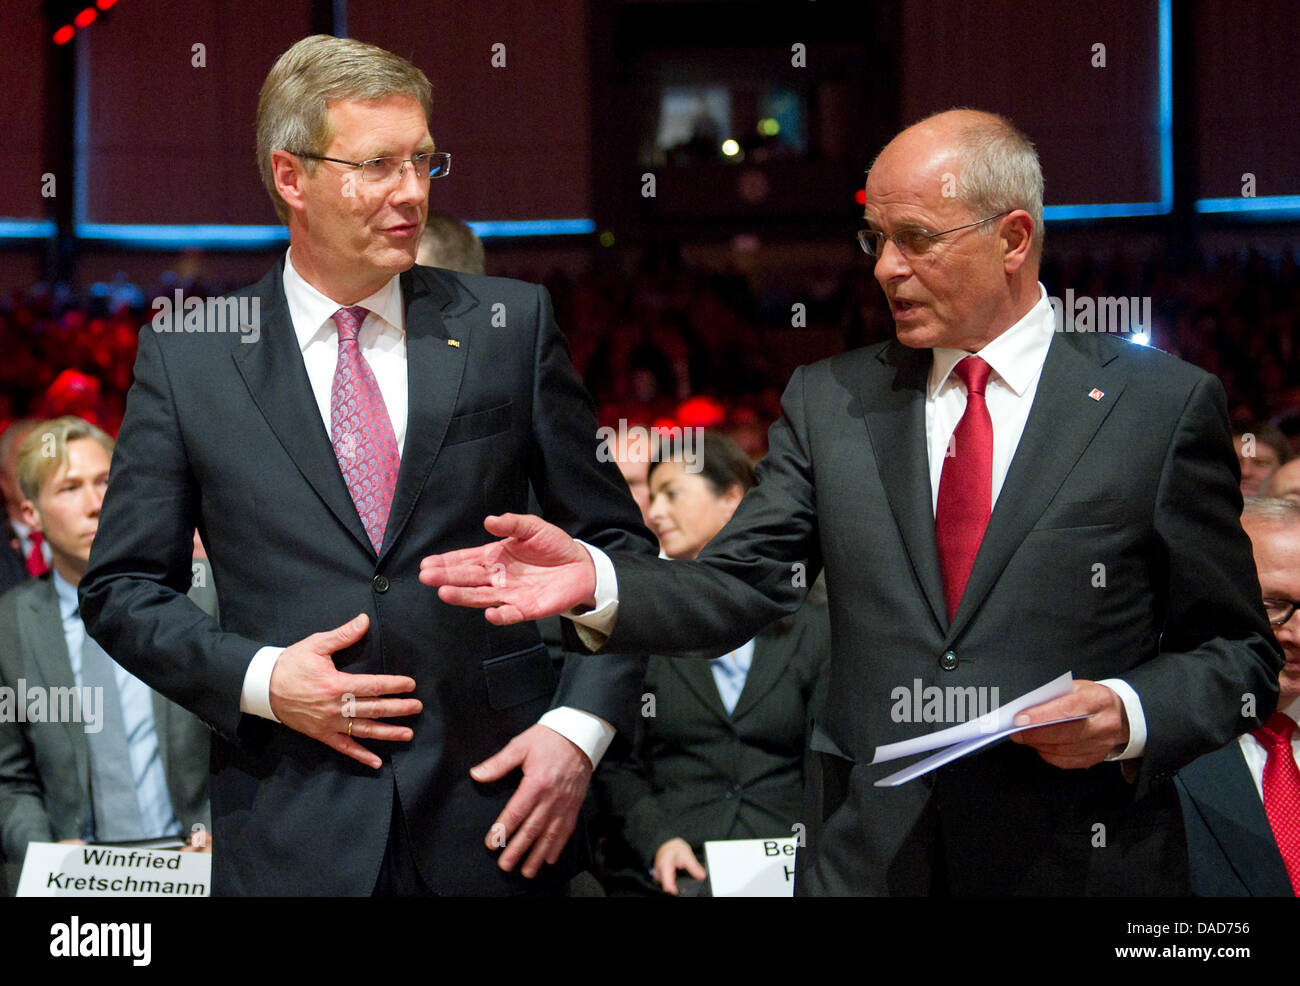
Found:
[872,712,1094,786]
[870,670,1076,765]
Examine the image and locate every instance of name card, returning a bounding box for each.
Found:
[17,842,211,897]
[703,837,797,897]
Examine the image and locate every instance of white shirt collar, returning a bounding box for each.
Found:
[1279,694,1300,726]
[929,284,1055,399]
[52,568,79,621]
[282,249,405,351]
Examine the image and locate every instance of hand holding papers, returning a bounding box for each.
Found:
[871,672,1093,786]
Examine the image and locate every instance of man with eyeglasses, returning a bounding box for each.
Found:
[1176,497,1300,895]
[420,108,1280,895]
[79,35,656,895]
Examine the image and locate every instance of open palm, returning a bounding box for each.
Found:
[418,513,597,624]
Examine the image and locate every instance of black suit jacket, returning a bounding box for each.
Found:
[1175,740,1293,896]
[0,577,211,863]
[79,261,656,895]
[596,598,829,888]
[0,522,29,597]
[590,330,1282,895]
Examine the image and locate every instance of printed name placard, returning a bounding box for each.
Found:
[17,842,210,897]
[703,836,797,897]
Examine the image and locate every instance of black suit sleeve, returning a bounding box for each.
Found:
[524,284,657,731]
[1124,372,1281,790]
[78,327,264,739]
[602,364,822,657]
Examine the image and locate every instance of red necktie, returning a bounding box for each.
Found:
[1254,712,1300,895]
[25,531,48,577]
[329,307,400,553]
[935,356,993,623]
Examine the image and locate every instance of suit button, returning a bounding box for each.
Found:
[939,650,958,671]
[372,575,390,593]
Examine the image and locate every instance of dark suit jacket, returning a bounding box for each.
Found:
[596,598,829,889]
[1175,740,1293,896]
[0,521,29,597]
[79,261,656,895]
[590,330,1282,895]
[0,577,211,863]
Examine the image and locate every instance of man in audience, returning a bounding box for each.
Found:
[1265,458,1300,502]
[0,419,45,593]
[1176,497,1300,895]
[1235,422,1292,497]
[0,417,211,863]
[416,212,485,276]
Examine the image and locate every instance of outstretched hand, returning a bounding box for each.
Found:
[418,513,597,625]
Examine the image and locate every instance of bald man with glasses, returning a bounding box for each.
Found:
[422,108,1280,896]
[1177,497,1300,896]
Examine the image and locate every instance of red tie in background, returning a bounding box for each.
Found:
[25,530,49,577]
[329,306,400,553]
[935,356,993,623]
[1254,712,1300,895]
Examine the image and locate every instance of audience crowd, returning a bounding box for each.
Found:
[7,242,1297,455]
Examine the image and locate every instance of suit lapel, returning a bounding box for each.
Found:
[730,632,785,722]
[377,268,469,562]
[946,334,1127,642]
[1181,742,1294,895]
[669,657,733,727]
[232,263,373,556]
[20,581,89,783]
[863,343,947,631]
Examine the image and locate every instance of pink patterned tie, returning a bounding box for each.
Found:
[329,306,399,552]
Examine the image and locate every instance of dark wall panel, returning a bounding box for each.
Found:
[900,0,1162,207]
[348,0,592,221]
[85,0,313,224]
[0,5,53,219]
[1195,0,1300,201]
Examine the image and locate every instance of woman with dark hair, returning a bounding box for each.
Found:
[595,430,829,895]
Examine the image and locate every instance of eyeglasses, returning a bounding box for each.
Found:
[290,151,451,183]
[1263,597,1300,627]
[856,211,1011,258]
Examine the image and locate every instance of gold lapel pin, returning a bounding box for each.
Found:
[447,339,461,348]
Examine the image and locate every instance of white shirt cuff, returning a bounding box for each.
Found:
[1098,678,1146,760]
[563,541,620,647]
[240,646,283,722]
[538,707,616,768]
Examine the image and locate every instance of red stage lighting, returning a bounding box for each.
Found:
[74,7,97,28]
[854,188,866,206]
[97,0,119,9]
[52,24,75,44]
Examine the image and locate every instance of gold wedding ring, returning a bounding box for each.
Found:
[346,719,353,737]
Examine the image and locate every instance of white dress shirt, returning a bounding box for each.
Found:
[240,251,614,766]
[1236,695,1300,800]
[575,284,1148,759]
